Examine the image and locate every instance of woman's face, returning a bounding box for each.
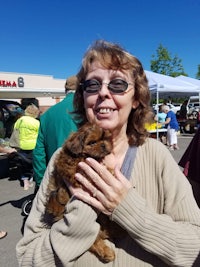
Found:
[83,61,138,134]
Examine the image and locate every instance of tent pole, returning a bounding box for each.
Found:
[156,89,159,140]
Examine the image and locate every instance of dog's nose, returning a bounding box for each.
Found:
[101,143,106,150]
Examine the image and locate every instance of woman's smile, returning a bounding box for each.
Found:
[98,108,114,114]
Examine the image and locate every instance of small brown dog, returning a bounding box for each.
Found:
[45,122,125,262]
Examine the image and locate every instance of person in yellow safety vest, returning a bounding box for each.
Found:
[13,104,40,190]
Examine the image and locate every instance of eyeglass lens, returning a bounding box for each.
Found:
[83,79,129,94]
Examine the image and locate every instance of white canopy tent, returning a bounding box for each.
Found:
[175,75,200,88]
[175,75,200,102]
[145,71,200,99]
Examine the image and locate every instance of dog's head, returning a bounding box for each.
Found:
[63,122,112,159]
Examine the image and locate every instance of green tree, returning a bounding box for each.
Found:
[195,65,200,79]
[151,44,187,77]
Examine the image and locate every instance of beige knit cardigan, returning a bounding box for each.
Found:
[16,138,200,267]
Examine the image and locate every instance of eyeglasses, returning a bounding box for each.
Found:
[81,79,134,94]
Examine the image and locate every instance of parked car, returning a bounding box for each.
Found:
[187,103,200,118]
[0,100,23,138]
[185,96,200,119]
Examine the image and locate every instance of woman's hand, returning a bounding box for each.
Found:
[1,147,17,154]
[69,158,132,216]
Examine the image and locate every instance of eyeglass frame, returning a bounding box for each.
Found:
[80,79,134,94]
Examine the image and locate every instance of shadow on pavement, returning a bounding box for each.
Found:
[0,193,34,209]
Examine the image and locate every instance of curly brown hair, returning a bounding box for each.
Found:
[73,40,153,146]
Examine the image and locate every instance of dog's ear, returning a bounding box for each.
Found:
[64,131,85,155]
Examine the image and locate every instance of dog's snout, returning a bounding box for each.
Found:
[101,143,106,150]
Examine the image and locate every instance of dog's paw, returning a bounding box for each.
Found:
[57,188,69,205]
[90,239,115,263]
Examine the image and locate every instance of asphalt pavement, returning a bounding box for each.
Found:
[0,134,194,267]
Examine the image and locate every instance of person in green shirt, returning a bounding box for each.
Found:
[33,75,78,188]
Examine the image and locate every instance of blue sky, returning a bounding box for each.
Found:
[0,0,199,80]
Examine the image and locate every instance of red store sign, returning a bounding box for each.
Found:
[0,77,24,88]
[0,80,17,87]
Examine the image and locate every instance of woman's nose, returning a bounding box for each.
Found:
[98,83,111,97]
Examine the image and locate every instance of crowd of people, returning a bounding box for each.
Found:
[151,99,200,150]
[0,76,78,242]
[0,39,200,266]
[147,103,180,149]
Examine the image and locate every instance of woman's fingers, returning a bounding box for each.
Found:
[72,158,132,215]
[76,160,114,199]
[78,158,132,194]
[85,158,115,185]
[69,176,109,213]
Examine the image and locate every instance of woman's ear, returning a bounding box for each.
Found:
[132,100,139,109]
[64,131,85,155]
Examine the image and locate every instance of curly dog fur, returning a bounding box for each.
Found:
[45,122,125,262]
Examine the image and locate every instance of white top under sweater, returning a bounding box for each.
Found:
[16,138,200,267]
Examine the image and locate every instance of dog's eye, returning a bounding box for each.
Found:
[87,140,97,146]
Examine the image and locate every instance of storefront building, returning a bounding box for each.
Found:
[0,71,66,113]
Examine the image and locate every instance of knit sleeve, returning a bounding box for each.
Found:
[16,151,100,267]
[111,139,200,267]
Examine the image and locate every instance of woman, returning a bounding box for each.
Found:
[156,104,167,126]
[154,104,167,144]
[162,105,179,150]
[16,40,200,267]
[13,104,40,190]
